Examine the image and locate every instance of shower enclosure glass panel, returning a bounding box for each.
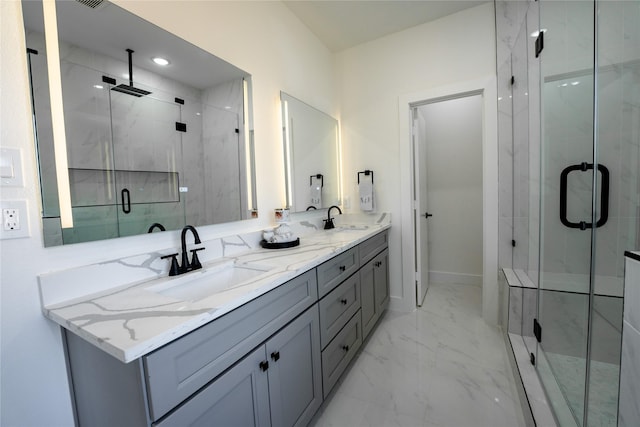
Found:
[536,1,638,426]
[110,91,184,238]
[538,1,595,426]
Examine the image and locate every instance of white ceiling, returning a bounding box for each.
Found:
[283,0,489,52]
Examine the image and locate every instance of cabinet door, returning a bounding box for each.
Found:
[266,306,322,427]
[373,249,390,313]
[360,259,378,340]
[154,346,271,427]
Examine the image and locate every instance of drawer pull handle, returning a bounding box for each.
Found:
[271,351,280,362]
[342,345,349,352]
[259,361,269,371]
[339,265,346,272]
[340,298,348,305]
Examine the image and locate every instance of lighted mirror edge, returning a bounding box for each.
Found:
[43,0,73,229]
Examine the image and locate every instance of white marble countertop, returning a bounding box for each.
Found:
[40,213,390,363]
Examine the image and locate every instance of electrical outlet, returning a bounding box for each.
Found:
[3,208,20,230]
[0,200,29,239]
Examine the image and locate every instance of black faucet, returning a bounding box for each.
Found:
[147,222,166,233]
[161,225,205,276]
[324,205,342,229]
[179,225,204,274]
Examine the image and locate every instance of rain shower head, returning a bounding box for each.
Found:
[112,49,151,97]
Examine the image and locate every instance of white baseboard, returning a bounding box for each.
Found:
[429,271,482,286]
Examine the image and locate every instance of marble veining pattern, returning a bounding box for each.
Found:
[312,283,526,427]
[39,213,390,363]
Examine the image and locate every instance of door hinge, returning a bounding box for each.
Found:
[535,31,544,58]
[175,122,187,132]
[174,97,184,105]
[530,352,536,366]
[512,239,516,247]
[533,318,542,343]
[510,75,515,85]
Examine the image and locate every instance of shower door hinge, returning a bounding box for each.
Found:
[530,353,536,366]
[102,75,116,85]
[512,239,516,247]
[174,97,184,105]
[533,318,542,343]
[535,32,544,58]
[27,48,39,55]
[510,76,515,85]
[175,122,187,132]
[235,128,240,134]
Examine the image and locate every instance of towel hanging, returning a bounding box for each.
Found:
[358,170,374,212]
[310,174,323,209]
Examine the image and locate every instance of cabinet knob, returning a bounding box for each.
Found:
[339,265,346,272]
[340,298,348,305]
[259,361,269,371]
[271,351,280,362]
[342,345,349,352]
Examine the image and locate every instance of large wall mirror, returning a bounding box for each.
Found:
[281,92,341,212]
[21,0,257,246]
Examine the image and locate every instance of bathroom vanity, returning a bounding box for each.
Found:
[40,215,390,427]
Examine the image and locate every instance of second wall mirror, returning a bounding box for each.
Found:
[281,92,341,213]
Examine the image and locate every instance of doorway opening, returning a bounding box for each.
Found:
[398,77,498,322]
[411,94,484,306]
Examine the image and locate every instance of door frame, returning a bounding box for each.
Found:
[398,76,499,324]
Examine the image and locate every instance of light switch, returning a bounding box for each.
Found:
[0,148,24,187]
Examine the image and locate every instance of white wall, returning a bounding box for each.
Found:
[419,95,483,282]
[336,2,496,310]
[0,1,336,425]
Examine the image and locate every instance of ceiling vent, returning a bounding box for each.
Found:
[75,0,105,9]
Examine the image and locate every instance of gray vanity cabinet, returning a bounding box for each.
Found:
[62,229,389,427]
[157,306,322,427]
[360,248,389,339]
[154,345,271,427]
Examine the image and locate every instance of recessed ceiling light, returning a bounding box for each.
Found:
[93,84,104,89]
[152,57,170,66]
[571,81,580,86]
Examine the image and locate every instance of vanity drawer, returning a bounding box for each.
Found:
[359,230,388,265]
[318,273,360,348]
[316,247,359,297]
[143,269,317,421]
[321,311,362,398]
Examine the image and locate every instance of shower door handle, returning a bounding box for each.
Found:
[121,188,131,214]
[560,162,609,230]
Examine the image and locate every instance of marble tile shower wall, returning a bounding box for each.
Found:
[202,81,245,225]
[25,29,243,239]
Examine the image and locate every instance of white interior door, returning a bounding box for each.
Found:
[413,108,430,306]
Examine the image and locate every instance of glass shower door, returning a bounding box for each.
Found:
[110,90,185,236]
[537,1,596,425]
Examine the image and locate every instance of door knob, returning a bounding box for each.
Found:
[424,212,433,218]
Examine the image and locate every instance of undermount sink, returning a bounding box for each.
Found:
[146,261,273,301]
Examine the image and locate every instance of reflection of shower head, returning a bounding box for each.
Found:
[112,49,151,97]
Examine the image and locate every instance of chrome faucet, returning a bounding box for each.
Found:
[324,205,342,229]
[161,225,205,276]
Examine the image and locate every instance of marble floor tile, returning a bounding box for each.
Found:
[311,283,526,427]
